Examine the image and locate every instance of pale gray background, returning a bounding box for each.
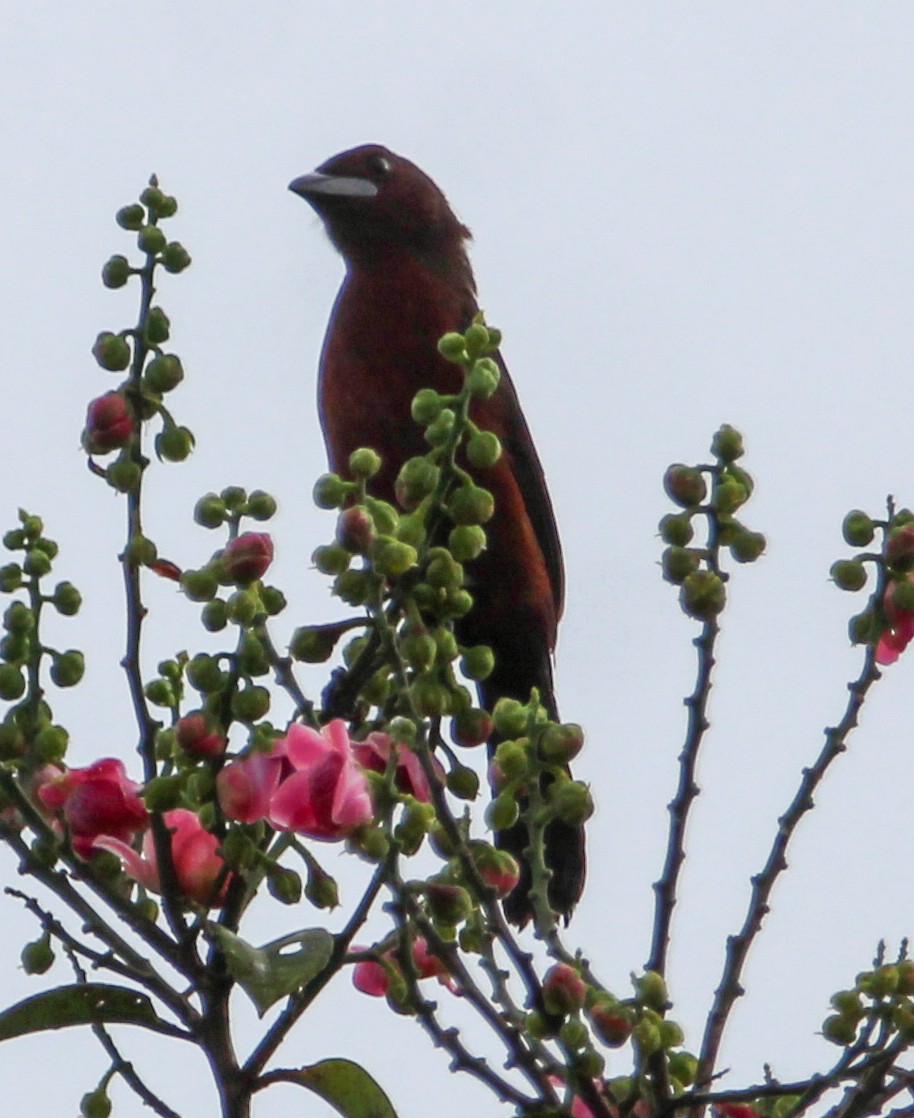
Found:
[2,4,914,1115]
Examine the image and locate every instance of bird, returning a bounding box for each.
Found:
[290,144,584,924]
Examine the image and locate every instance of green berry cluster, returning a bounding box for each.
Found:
[85,177,193,495]
[0,510,80,765]
[659,425,764,621]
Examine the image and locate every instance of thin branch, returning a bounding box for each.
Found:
[696,643,883,1090]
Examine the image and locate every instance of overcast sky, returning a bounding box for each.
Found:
[2,4,914,1116]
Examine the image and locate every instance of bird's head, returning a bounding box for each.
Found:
[290,144,471,267]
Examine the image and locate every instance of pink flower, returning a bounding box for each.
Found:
[470,842,520,898]
[96,808,229,907]
[351,731,441,803]
[715,1107,762,1118]
[82,392,135,454]
[38,758,148,858]
[270,721,373,839]
[352,936,452,997]
[217,744,287,823]
[547,1079,608,1118]
[222,532,274,585]
[876,576,914,664]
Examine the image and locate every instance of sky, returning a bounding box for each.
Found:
[2,4,914,1115]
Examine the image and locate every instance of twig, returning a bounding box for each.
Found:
[696,642,883,1090]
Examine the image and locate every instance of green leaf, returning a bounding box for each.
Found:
[285,1058,398,1118]
[209,926,333,1016]
[0,984,163,1041]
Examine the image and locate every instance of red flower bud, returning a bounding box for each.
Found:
[542,963,587,1016]
[82,392,135,454]
[222,532,274,585]
[175,713,226,759]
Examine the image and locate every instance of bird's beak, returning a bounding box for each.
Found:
[289,172,379,199]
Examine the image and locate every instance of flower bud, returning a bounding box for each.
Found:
[485,791,519,831]
[373,537,418,578]
[180,567,219,602]
[101,254,131,288]
[437,332,468,363]
[313,473,348,509]
[466,842,519,898]
[144,354,184,393]
[658,1019,684,1048]
[138,225,167,255]
[713,476,748,515]
[335,569,370,605]
[424,408,456,447]
[92,331,131,371]
[426,549,463,588]
[83,392,135,454]
[106,457,142,493]
[186,653,226,693]
[231,684,270,723]
[543,963,587,1016]
[634,1018,662,1056]
[549,780,594,826]
[23,549,51,578]
[540,722,585,764]
[290,624,337,663]
[247,490,278,521]
[176,713,226,759]
[635,970,668,1010]
[886,523,914,570]
[730,529,766,564]
[464,322,491,357]
[80,1089,112,1118]
[116,203,145,230]
[494,739,528,780]
[493,698,527,738]
[459,645,493,683]
[394,457,440,510]
[162,241,192,273]
[842,510,875,548]
[426,882,473,924]
[411,387,445,424]
[711,424,744,462]
[51,581,81,616]
[451,708,493,748]
[305,862,340,909]
[822,1013,857,1045]
[20,935,55,976]
[448,524,487,563]
[663,465,707,508]
[679,570,726,621]
[465,358,501,399]
[830,559,867,592]
[336,506,376,553]
[588,998,633,1046]
[400,630,437,670]
[659,513,694,547]
[222,533,274,585]
[349,447,382,479]
[50,650,85,688]
[267,866,303,905]
[446,765,480,800]
[448,485,495,526]
[410,671,450,716]
[661,546,700,585]
[467,430,502,469]
[155,424,194,462]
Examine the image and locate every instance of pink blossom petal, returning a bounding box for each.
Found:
[93,835,160,892]
[284,722,338,768]
[352,959,389,996]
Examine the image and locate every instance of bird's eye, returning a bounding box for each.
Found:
[369,154,392,179]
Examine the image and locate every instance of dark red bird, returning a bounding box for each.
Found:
[290,144,584,924]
